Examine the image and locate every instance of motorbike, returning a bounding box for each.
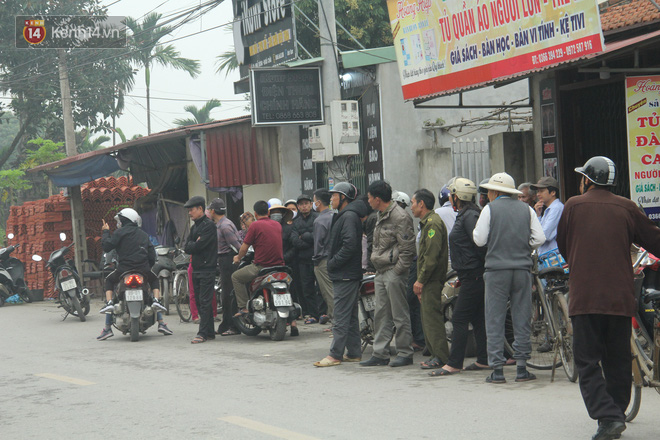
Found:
[632,245,660,352]
[231,251,301,341]
[152,245,177,315]
[0,233,31,306]
[358,273,376,352]
[32,232,90,321]
[108,269,157,342]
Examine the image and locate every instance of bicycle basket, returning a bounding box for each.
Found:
[538,248,569,274]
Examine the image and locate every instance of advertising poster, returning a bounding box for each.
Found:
[626,75,660,220]
[386,0,604,101]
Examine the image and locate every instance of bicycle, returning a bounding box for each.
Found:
[625,248,660,422]
[504,252,576,381]
[173,268,192,322]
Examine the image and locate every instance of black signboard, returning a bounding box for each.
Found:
[300,126,315,193]
[362,85,384,185]
[233,0,297,79]
[251,67,324,126]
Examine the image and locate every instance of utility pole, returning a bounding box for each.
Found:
[57,49,88,277]
[318,0,346,181]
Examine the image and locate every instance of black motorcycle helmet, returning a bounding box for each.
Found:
[329,182,358,201]
[574,156,616,186]
[478,178,490,195]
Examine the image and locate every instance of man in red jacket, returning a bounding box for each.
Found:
[557,156,660,440]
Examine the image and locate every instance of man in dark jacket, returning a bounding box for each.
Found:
[314,182,367,367]
[184,196,218,344]
[291,194,320,323]
[97,208,172,340]
[557,156,660,440]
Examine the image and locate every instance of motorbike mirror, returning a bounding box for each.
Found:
[32,255,43,262]
[7,233,14,239]
[59,232,67,242]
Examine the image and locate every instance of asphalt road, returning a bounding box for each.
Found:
[1,299,659,440]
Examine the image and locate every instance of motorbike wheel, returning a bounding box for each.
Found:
[70,295,86,322]
[161,278,170,316]
[130,317,140,342]
[270,316,287,341]
[0,284,9,306]
[82,296,91,316]
[18,288,32,303]
[231,294,261,336]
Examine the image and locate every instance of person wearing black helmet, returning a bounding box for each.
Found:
[184,196,218,344]
[558,156,660,440]
[314,182,367,367]
[477,178,490,209]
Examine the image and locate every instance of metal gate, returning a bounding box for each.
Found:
[452,137,490,185]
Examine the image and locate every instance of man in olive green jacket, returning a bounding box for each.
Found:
[411,189,450,370]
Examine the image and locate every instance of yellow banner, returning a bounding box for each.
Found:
[626,75,660,219]
[386,0,604,101]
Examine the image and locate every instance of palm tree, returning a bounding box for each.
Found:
[173,99,222,126]
[215,50,239,77]
[126,13,201,134]
[78,130,110,154]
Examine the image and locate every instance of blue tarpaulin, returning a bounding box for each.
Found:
[44,154,120,187]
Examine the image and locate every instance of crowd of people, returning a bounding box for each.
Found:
[96,155,660,440]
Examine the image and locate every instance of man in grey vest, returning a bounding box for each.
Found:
[473,172,545,383]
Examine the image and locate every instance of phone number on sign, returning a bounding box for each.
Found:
[531,40,593,65]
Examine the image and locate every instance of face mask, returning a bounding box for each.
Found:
[270,213,283,223]
[312,201,318,211]
[292,211,297,219]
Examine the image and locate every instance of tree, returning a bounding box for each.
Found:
[126,13,201,134]
[78,130,110,154]
[173,99,222,126]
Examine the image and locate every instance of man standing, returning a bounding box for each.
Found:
[530,177,564,255]
[435,185,457,235]
[473,173,545,382]
[312,188,334,324]
[291,194,320,323]
[361,180,416,368]
[184,196,218,344]
[518,182,537,209]
[410,189,450,370]
[232,201,284,316]
[558,156,660,440]
[313,183,366,367]
[207,198,242,336]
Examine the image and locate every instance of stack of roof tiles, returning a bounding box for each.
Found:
[5,176,150,298]
[600,0,660,32]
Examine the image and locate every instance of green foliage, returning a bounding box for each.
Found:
[173,99,222,126]
[0,169,31,203]
[78,131,110,154]
[21,138,66,170]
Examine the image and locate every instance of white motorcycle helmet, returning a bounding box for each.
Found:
[392,190,411,208]
[114,208,142,228]
[267,198,283,208]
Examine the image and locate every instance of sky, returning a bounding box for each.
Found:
[106,0,246,140]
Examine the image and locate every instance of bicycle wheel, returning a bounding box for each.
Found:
[504,280,561,370]
[160,277,170,315]
[174,272,192,322]
[552,293,577,382]
[626,374,643,422]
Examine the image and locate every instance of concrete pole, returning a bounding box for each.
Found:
[57,49,88,276]
[318,0,346,181]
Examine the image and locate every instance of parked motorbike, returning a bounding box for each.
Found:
[152,246,177,315]
[0,233,31,306]
[32,232,90,321]
[632,245,660,351]
[358,273,376,352]
[108,270,157,342]
[231,251,301,341]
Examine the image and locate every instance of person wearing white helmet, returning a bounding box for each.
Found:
[472,172,545,383]
[392,190,411,209]
[97,208,172,340]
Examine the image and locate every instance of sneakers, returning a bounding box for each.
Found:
[158,323,173,335]
[389,356,414,367]
[152,299,167,312]
[97,328,114,340]
[99,301,114,314]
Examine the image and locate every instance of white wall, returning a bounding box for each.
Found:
[377,61,531,198]
[278,125,304,199]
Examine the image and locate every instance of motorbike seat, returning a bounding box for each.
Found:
[644,288,660,303]
[257,265,292,277]
[537,266,568,281]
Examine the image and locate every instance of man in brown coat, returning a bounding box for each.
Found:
[557,156,660,440]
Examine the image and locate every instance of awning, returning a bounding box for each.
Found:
[44,154,120,187]
[340,47,396,68]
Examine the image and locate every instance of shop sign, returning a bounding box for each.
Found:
[385,0,604,101]
[626,75,660,220]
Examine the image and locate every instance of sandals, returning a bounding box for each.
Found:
[463,362,491,371]
[428,368,460,377]
[221,329,240,336]
[313,357,341,367]
[191,335,207,344]
[420,357,442,370]
[304,317,318,324]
